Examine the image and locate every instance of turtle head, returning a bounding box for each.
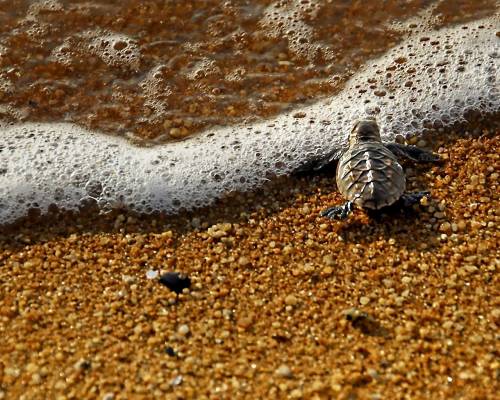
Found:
[349,119,381,146]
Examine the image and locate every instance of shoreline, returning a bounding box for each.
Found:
[1,112,498,235]
[0,119,499,399]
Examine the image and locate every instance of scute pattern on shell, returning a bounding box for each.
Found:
[336,143,405,209]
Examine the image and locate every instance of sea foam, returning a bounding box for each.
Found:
[0,18,498,225]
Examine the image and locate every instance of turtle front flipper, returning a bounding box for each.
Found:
[294,147,346,173]
[400,191,430,207]
[320,201,354,220]
[386,143,440,163]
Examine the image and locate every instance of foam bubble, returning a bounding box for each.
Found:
[260,0,328,60]
[87,32,141,69]
[138,64,173,123]
[27,0,63,18]
[0,74,13,94]
[0,18,498,225]
[388,1,441,34]
[50,30,141,70]
[184,58,221,81]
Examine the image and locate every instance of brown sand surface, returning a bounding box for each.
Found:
[0,121,499,399]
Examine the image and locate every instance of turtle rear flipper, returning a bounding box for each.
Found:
[400,191,430,207]
[386,143,440,163]
[320,201,354,220]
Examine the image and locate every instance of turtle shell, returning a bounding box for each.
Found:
[336,142,405,209]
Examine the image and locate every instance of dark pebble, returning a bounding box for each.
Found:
[158,272,191,294]
[165,346,177,357]
[344,308,390,337]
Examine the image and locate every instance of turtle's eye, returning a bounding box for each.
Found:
[351,121,361,133]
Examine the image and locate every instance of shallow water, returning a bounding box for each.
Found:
[0,1,498,224]
[0,0,497,140]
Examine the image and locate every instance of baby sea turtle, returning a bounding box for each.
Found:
[313,119,439,219]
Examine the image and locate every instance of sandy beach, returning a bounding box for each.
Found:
[0,1,498,398]
[0,118,498,399]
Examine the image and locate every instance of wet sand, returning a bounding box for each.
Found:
[0,118,498,399]
[1,0,496,141]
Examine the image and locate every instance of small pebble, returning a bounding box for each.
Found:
[121,275,136,284]
[284,294,298,306]
[178,324,190,336]
[165,346,177,357]
[276,364,293,378]
[463,265,478,273]
[73,359,91,371]
[439,222,451,233]
[442,321,454,330]
[322,254,335,266]
[170,375,183,386]
[344,308,388,337]
[359,296,370,305]
[238,256,250,266]
[146,270,159,279]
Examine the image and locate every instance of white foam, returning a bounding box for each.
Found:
[87,31,141,69]
[0,18,498,225]
[27,0,64,19]
[138,64,173,124]
[51,30,141,69]
[260,0,330,60]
